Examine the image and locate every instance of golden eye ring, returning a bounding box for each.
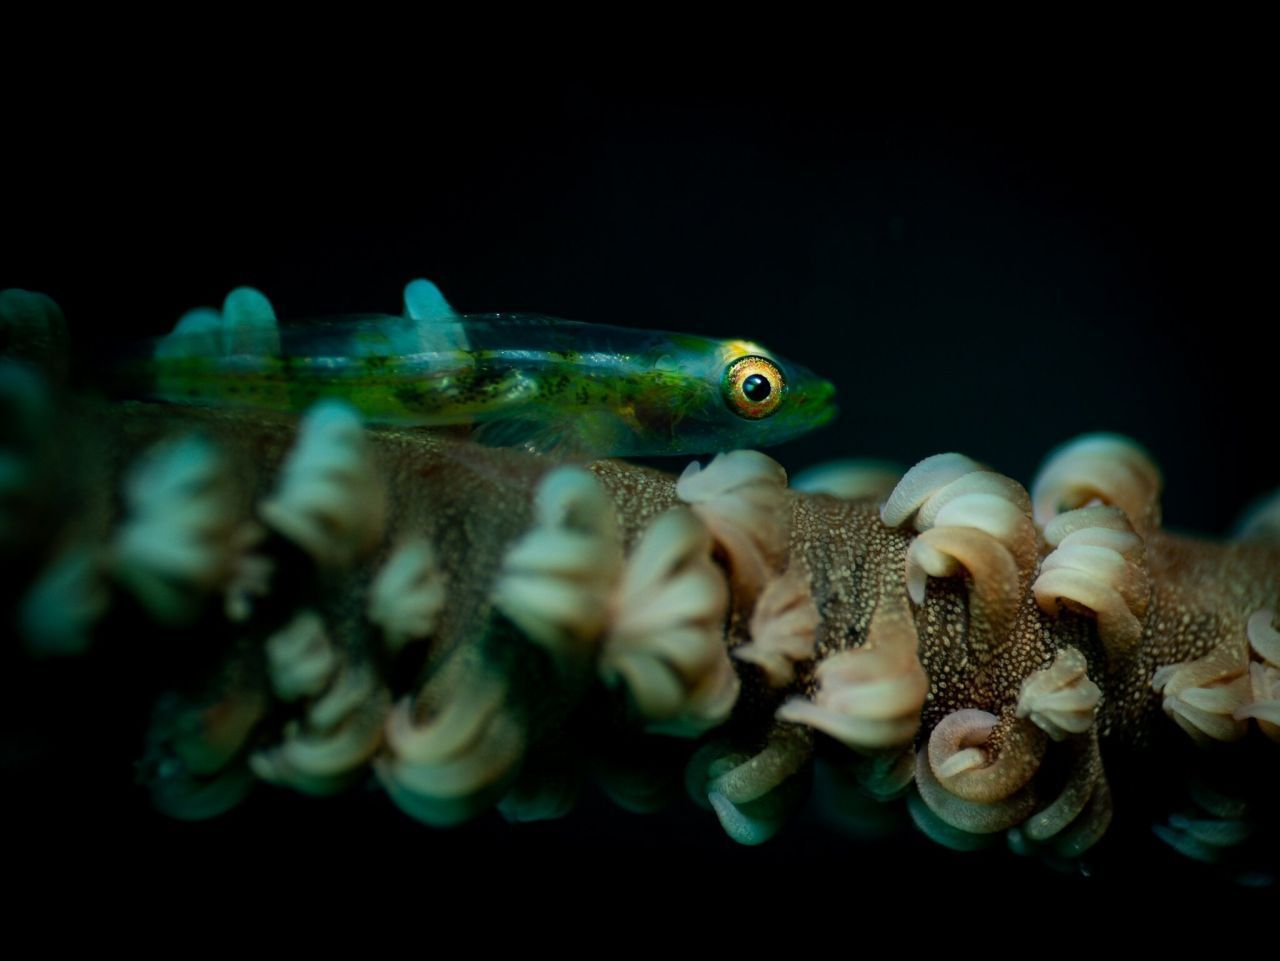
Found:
[722,355,785,419]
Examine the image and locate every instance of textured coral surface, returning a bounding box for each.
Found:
[6,356,1276,890]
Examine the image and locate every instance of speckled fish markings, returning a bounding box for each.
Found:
[122,280,837,457]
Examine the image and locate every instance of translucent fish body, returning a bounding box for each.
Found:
[122,291,836,458]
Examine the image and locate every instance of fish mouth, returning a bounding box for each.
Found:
[802,379,839,427]
[813,399,839,428]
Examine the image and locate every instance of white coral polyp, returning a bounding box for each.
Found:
[1031,433,1162,533]
[1247,609,1280,666]
[1235,490,1280,542]
[914,471,1033,530]
[369,538,447,651]
[602,507,737,736]
[883,455,1036,608]
[735,565,819,686]
[1233,610,1280,741]
[269,711,386,781]
[1016,647,1101,740]
[789,459,902,500]
[879,453,984,528]
[112,435,247,623]
[377,671,525,825]
[1158,675,1251,745]
[20,545,108,656]
[676,450,788,601]
[777,644,927,750]
[1153,640,1251,745]
[1033,506,1150,661]
[309,661,381,731]
[259,401,386,568]
[1236,663,1280,742]
[266,610,338,701]
[251,666,390,796]
[905,526,1020,642]
[492,467,622,661]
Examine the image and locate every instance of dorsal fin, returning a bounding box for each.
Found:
[402,277,468,353]
[156,287,280,359]
[402,278,456,322]
[222,287,280,355]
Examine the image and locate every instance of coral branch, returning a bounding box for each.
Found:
[4,301,1278,869]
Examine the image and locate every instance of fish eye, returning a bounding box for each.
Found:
[722,355,784,419]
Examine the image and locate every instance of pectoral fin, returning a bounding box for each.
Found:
[471,410,624,462]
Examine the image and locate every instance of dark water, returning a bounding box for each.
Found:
[5,85,1276,911]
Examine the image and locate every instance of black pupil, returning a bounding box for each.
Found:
[742,373,772,402]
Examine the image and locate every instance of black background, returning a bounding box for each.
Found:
[6,73,1277,916]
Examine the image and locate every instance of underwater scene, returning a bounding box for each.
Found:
[4,88,1277,911]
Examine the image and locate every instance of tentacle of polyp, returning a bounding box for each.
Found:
[777,588,927,752]
[1019,730,1110,849]
[492,465,623,666]
[1016,646,1102,741]
[790,459,903,501]
[600,506,738,735]
[926,708,1046,804]
[690,723,813,845]
[913,729,1038,834]
[883,455,1036,627]
[1152,629,1251,745]
[1235,489,1280,543]
[252,660,390,796]
[735,563,820,687]
[1033,506,1150,666]
[676,449,790,604]
[1232,609,1280,742]
[1031,433,1163,536]
[378,658,526,826]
